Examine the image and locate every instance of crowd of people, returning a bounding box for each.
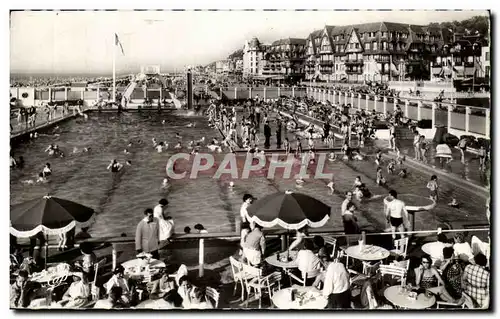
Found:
[9,81,490,310]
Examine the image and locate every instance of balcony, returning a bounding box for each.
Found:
[344,60,364,65]
[345,68,363,74]
[319,60,333,66]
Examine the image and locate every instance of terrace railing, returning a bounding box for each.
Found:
[304,87,490,139]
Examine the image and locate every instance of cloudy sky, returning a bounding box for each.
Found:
[10,10,489,74]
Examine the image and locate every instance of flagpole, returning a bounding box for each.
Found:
[113,33,116,103]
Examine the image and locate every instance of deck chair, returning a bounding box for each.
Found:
[436,292,475,309]
[205,287,220,308]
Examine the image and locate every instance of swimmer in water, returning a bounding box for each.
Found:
[137,140,143,144]
[156,142,164,153]
[126,160,132,166]
[42,163,52,178]
[186,123,195,128]
[124,149,130,154]
[152,138,158,147]
[187,141,194,149]
[327,178,335,194]
[45,144,56,156]
[174,142,182,149]
[83,147,90,153]
[36,173,47,183]
[175,133,182,139]
[161,178,170,189]
[196,136,205,144]
[162,120,166,125]
[127,142,133,147]
[107,159,123,172]
[34,132,38,138]
[73,147,79,154]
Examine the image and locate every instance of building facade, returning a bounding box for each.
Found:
[215,60,232,75]
[243,37,266,78]
[261,38,307,83]
[304,22,455,83]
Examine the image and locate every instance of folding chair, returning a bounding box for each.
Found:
[229,256,253,302]
[241,264,281,309]
[323,236,337,259]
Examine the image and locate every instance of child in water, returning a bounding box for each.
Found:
[376,167,386,186]
[327,177,335,194]
[398,168,408,178]
[174,142,182,149]
[375,150,382,166]
[427,175,439,202]
[107,159,123,172]
[387,160,396,174]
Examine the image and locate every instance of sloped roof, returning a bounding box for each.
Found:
[272,38,307,46]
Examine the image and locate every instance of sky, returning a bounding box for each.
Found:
[10,10,489,75]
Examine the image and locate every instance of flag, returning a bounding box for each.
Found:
[115,33,125,56]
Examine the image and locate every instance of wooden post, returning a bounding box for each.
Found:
[263,87,267,101]
[281,234,287,251]
[417,101,422,121]
[365,94,369,111]
[144,87,147,99]
[81,90,85,101]
[431,102,437,128]
[465,106,471,133]
[358,94,362,110]
[234,87,237,99]
[374,96,378,112]
[48,87,52,102]
[383,96,388,115]
[112,244,117,270]
[199,238,205,278]
[249,87,252,100]
[485,109,490,138]
[277,87,281,98]
[96,86,100,101]
[292,86,295,98]
[159,88,162,102]
[64,87,68,101]
[219,87,222,99]
[405,99,409,117]
[447,105,452,131]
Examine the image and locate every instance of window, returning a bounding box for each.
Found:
[365,43,370,51]
[355,43,360,49]
[373,42,378,51]
[486,52,490,61]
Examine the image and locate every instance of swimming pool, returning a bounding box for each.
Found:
[10,110,488,239]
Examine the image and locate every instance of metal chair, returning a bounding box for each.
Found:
[229,256,251,302]
[288,268,322,287]
[436,292,475,309]
[205,287,220,308]
[241,263,281,309]
[390,237,409,259]
[378,264,407,286]
[322,236,337,259]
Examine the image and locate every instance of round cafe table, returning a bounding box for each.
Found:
[345,244,390,262]
[384,285,436,309]
[265,250,299,269]
[122,258,166,279]
[384,194,436,231]
[272,285,328,309]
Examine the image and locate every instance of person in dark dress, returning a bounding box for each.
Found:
[323,122,331,142]
[276,120,282,149]
[263,121,271,149]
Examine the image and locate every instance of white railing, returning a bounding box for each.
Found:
[304,87,490,139]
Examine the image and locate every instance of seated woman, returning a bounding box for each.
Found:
[74,242,97,280]
[104,265,131,305]
[184,286,214,309]
[57,272,90,308]
[94,286,123,309]
[414,255,458,303]
[452,233,474,263]
[358,274,393,309]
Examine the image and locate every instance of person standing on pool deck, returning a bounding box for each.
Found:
[385,190,410,240]
[135,208,160,260]
[263,121,271,149]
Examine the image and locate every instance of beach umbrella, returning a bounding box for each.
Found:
[10,195,96,238]
[246,190,330,230]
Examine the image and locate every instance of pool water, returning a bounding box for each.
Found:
[10,111,488,239]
